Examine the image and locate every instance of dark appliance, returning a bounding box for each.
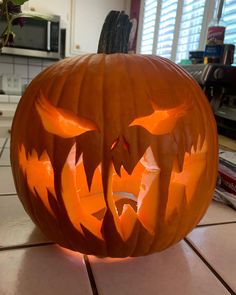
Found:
[181,63,236,139]
[1,11,61,59]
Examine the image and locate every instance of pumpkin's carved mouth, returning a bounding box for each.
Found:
[18,143,161,237]
[18,137,207,243]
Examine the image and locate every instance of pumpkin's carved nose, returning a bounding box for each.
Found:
[110,135,132,176]
[111,136,130,152]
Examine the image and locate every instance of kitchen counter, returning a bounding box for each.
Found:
[0,137,236,295]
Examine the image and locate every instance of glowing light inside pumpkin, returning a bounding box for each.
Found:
[18,145,56,216]
[35,92,98,138]
[171,138,207,203]
[129,101,190,135]
[17,92,210,253]
[18,134,207,243]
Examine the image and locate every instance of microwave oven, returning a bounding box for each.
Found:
[1,12,61,59]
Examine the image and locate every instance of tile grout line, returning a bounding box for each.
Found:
[184,238,235,295]
[0,138,8,158]
[83,255,99,295]
[0,193,18,196]
[1,243,100,294]
[0,242,55,252]
[197,221,236,227]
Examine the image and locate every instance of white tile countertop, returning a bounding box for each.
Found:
[1,138,236,295]
[0,94,21,103]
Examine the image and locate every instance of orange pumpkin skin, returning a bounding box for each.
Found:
[10,54,218,257]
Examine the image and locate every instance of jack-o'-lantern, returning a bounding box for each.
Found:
[10,53,218,257]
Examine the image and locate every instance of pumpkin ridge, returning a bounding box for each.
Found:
[77,54,105,194]
[123,54,154,121]
[142,57,202,251]
[57,54,94,111]
[149,55,190,106]
[180,71,218,211]
[42,57,94,240]
[137,57,179,247]
[152,56,204,151]
[49,54,94,164]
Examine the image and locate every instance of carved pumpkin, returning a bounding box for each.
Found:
[10,54,218,257]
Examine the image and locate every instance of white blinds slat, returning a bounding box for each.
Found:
[156,0,178,59]
[140,0,158,54]
[175,0,206,63]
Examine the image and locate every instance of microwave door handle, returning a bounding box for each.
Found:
[47,21,51,51]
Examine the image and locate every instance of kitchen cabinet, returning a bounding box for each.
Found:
[22,0,70,28]
[68,0,130,55]
[22,0,130,56]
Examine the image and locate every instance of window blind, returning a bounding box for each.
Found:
[140,0,158,54]
[156,0,178,59]
[138,0,207,62]
[223,0,236,63]
[138,0,236,63]
[175,0,206,63]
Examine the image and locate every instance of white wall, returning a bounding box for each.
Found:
[69,0,131,54]
[22,0,131,28]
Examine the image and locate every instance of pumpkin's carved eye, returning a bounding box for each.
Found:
[130,100,190,135]
[35,92,98,138]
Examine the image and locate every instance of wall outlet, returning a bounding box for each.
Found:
[0,74,22,95]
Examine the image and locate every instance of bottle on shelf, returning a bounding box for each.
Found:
[204,0,226,63]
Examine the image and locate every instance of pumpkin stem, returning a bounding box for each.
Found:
[97,10,133,54]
